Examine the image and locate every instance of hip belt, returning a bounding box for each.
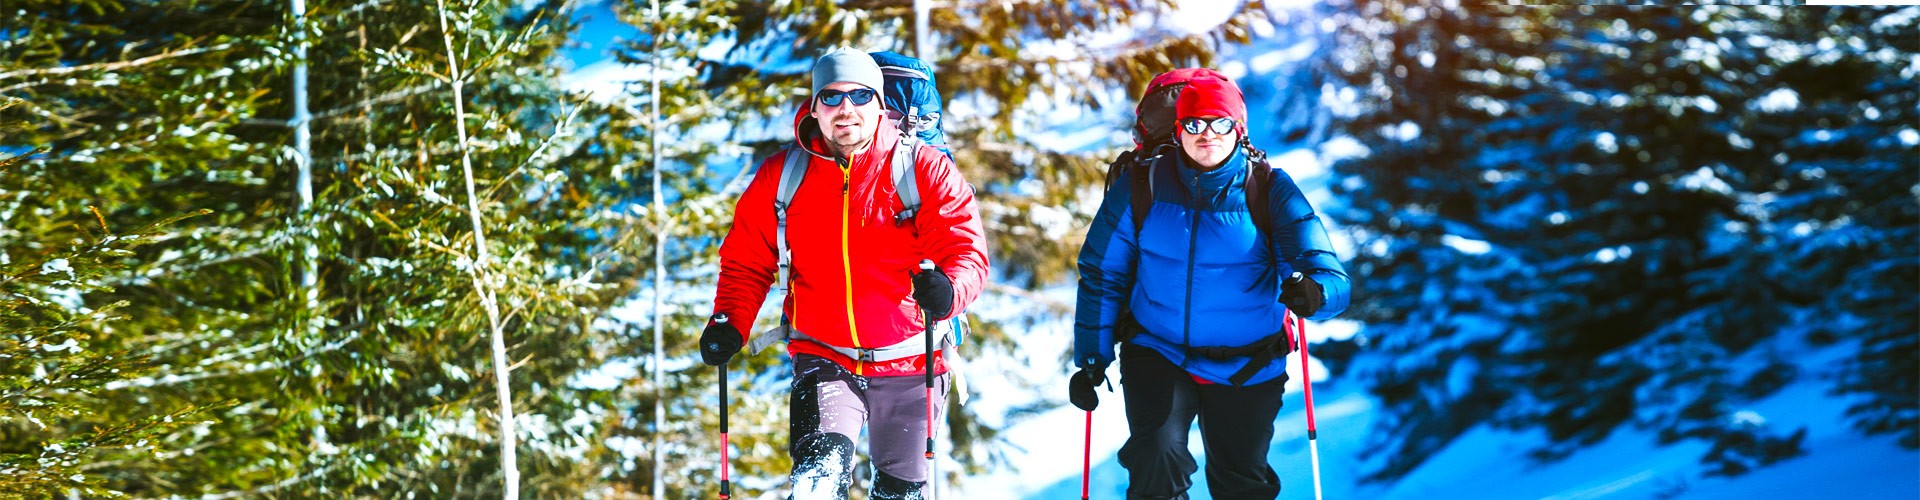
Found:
[1120,314,1293,386]
[748,317,955,363]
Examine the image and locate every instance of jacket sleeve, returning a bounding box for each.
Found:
[1073,173,1139,368]
[711,153,787,341]
[1267,168,1350,320]
[914,146,990,321]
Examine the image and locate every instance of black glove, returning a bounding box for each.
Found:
[1068,365,1108,411]
[1282,273,1328,317]
[912,266,955,320]
[699,315,743,366]
[1281,274,1325,317]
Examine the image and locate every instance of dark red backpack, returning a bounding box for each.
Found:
[1104,68,1276,235]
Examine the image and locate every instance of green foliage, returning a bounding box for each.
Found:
[0,203,224,499]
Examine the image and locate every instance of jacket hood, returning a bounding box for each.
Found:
[790,102,908,226]
[791,101,905,163]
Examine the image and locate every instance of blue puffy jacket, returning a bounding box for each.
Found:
[1074,146,1350,386]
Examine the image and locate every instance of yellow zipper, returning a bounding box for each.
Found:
[839,159,863,375]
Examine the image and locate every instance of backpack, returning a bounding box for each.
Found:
[870,50,951,158]
[1103,68,1278,238]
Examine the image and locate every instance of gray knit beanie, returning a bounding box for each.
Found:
[811,47,884,97]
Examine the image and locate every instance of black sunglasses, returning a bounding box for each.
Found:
[817,88,878,107]
[1180,117,1237,135]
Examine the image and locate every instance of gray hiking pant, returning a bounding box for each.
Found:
[789,353,950,500]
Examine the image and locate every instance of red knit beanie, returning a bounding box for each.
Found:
[1175,77,1247,135]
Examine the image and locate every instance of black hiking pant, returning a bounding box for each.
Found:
[1118,343,1288,500]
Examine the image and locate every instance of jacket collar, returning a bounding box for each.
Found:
[1175,143,1248,194]
[791,103,903,166]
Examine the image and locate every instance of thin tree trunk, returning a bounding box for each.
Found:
[434,1,518,497]
[290,0,331,467]
[649,0,667,497]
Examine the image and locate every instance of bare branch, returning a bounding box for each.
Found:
[0,43,235,80]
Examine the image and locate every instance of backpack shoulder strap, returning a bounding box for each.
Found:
[891,136,923,226]
[1104,150,1136,191]
[775,147,808,293]
[1242,141,1275,237]
[1128,152,1156,235]
[1243,147,1280,286]
[1245,158,1274,236]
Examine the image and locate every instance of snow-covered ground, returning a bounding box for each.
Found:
[979,327,1918,499]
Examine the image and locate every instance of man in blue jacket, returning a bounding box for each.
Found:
[1070,75,1351,499]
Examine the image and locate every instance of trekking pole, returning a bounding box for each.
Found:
[1297,312,1323,500]
[918,259,939,498]
[1284,273,1324,500]
[714,315,733,500]
[1081,408,1093,500]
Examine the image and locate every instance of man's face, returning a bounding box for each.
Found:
[811,82,883,156]
[1179,115,1239,170]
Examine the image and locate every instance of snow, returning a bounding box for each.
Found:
[1159,0,1242,37]
[790,445,850,500]
[1676,166,1734,195]
[568,357,639,391]
[1442,234,1491,255]
[1382,121,1422,142]
[1754,88,1801,113]
[39,338,79,353]
[1595,131,1620,154]
[40,257,73,278]
[980,321,1920,499]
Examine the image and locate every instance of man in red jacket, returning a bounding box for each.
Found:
[698,47,990,500]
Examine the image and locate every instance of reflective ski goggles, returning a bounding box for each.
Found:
[817,88,878,107]
[1179,117,1238,136]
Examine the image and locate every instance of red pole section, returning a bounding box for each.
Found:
[1081,410,1093,500]
[1297,313,1317,438]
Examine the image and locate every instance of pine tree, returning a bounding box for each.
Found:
[7,0,628,496]
[276,0,616,496]
[0,201,219,499]
[1756,6,1918,450]
[1,0,301,495]
[1323,3,1912,481]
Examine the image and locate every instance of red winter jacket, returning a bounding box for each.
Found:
[710,104,989,377]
